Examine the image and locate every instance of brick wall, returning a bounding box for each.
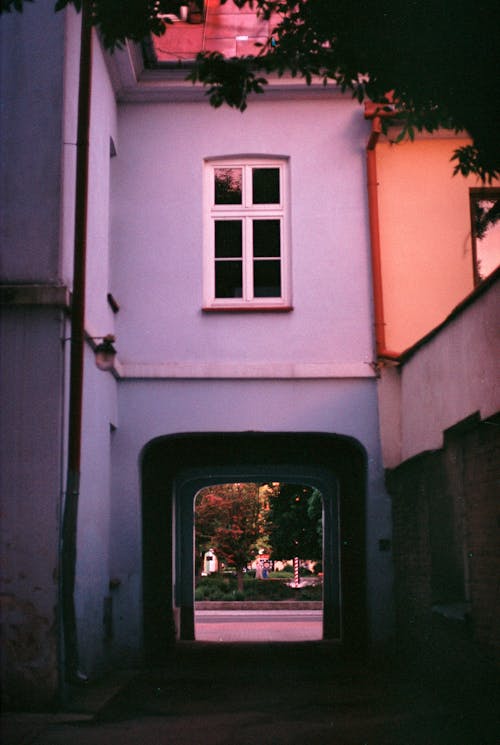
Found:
[387,412,500,664]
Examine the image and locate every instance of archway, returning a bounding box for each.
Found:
[141,432,367,663]
[177,469,336,642]
[193,481,324,642]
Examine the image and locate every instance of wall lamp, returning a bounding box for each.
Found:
[93,334,117,371]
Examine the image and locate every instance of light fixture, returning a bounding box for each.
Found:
[94,334,117,371]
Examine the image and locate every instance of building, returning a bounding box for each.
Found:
[1,0,498,708]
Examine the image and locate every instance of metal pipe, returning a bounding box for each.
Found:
[61,0,93,684]
[365,108,400,361]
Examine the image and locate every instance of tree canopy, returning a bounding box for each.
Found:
[195,483,263,588]
[265,484,322,562]
[2,0,499,181]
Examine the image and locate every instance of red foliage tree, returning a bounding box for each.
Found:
[195,483,262,590]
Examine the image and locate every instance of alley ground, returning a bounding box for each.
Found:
[2,641,499,745]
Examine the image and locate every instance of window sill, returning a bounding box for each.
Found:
[202,305,293,313]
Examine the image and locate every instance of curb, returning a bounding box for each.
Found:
[195,601,322,610]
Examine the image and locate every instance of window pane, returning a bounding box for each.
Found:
[215,220,242,258]
[253,219,281,257]
[214,168,242,204]
[472,197,500,280]
[254,260,281,297]
[252,168,280,204]
[215,261,243,298]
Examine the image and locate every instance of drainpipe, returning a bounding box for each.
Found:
[364,103,400,361]
[61,0,93,684]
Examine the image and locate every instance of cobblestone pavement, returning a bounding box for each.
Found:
[2,641,499,745]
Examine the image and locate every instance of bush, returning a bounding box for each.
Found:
[194,573,322,601]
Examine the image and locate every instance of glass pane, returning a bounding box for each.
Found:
[253,219,281,257]
[254,260,281,297]
[214,168,242,205]
[252,168,280,204]
[215,261,243,298]
[215,220,242,258]
[472,197,500,280]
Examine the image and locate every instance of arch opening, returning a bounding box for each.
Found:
[193,481,325,642]
[141,432,367,662]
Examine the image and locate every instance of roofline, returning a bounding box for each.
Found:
[104,40,347,104]
[394,266,499,366]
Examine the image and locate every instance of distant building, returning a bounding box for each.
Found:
[202,550,218,575]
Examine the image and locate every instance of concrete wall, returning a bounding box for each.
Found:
[0,307,66,708]
[1,3,119,698]
[399,276,499,462]
[0,0,66,282]
[387,412,500,665]
[382,274,499,664]
[0,0,70,707]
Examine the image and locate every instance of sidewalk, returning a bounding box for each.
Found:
[2,641,499,745]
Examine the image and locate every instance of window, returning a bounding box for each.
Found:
[469,188,500,285]
[203,158,291,310]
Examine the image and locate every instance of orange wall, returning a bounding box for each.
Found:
[376,136,482,353]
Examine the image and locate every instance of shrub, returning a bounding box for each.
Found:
[194,573,322,601]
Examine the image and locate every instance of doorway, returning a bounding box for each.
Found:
[141,432,367,662]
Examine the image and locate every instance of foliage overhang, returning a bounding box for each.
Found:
[2,0,499,182]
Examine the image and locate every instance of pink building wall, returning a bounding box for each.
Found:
[375,136,498,353]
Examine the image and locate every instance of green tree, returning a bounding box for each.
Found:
[195,483,263,590]
[266,484,322,562]
[2,0,499,181]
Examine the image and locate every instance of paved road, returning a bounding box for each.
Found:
[195,609,323,641]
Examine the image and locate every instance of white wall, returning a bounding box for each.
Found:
[71,31,119,678]
[399,278,499,461]
[109,377,393,655]
[76,347,117,677]
[105,92,394,655]
[111,97,374,368]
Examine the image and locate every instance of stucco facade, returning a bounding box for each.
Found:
[373,135,499,354]
[1,2,497,708]
[1,4,393,704]
[105,51,394,667]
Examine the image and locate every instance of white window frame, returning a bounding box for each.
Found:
[203,156,292,311]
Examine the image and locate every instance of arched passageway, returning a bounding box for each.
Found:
[141,432,367,662]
